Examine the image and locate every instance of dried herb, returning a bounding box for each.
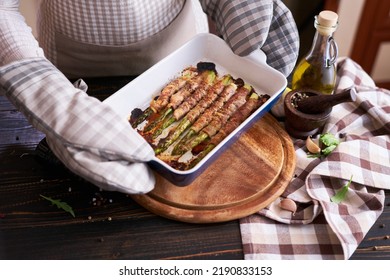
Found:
[330,176,353,203]
[40,195,75,217]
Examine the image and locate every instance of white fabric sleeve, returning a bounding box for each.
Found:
[0,0,44,66]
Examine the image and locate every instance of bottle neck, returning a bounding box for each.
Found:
[306,20,338,67]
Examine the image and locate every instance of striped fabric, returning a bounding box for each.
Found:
[240,57,390,259]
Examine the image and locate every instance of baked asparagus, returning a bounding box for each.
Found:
[187,92,269,169]
[142,70,208,134]
[130,67,198,128]
[151,69,216,139]
[172,83,253,156]
[154,74,233,154]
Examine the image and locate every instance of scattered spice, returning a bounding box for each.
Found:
[90,192,113,207]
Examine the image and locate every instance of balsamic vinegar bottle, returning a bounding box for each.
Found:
[292,10,339,95]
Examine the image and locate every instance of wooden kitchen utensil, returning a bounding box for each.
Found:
[296,87,356,114]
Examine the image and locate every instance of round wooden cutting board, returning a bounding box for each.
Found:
[131,113,296,223]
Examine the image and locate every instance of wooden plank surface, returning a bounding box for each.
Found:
[0,76,389,260]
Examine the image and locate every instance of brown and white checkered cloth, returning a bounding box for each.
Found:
[240,57,390,260]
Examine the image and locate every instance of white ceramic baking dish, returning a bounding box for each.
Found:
[104,33,287,186]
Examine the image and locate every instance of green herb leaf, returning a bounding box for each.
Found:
[307,132,340,158]
[330,176,353,204]
[322,144,337,156]
[40,195,75,217]
[307,153,322,158]
[320,133,340,147]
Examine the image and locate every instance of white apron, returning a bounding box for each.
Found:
[40,0,208,78]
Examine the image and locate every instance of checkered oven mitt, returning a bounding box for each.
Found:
[0,58,156,194]
[203,0,299,76]
[240,57,390,259]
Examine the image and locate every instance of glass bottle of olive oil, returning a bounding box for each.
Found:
[292,10,339,95]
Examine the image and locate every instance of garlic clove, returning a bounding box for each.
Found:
[306,135,321,154]
[279,198,297,214]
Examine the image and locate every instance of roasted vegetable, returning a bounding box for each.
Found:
[187,92,265,169]
[129,62,270,171]
[172,84,253,156]
[155,74,233,154]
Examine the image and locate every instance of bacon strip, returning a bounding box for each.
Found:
[186,93,269,170]
[173,71,216,120]
[150,67,197,112]
[171,84,252,155]
[154,75,230,154]
[189,82,238,134]
[201,85,252,137]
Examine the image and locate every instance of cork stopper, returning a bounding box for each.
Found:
[315,10,338,35]
[318,10,338,28]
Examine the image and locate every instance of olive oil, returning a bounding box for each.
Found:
[292,59,336,94]
[292,11,339,95]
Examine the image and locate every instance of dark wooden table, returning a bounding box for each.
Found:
[1,76,389,260]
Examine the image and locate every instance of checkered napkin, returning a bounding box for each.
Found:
[240,57,390,260]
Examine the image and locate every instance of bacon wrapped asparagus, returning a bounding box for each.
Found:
[150,69,216,139]
[142,67,216,135]
[129,62,270,171]
[154,74,234,154]
[130,67,198,128]
[171,83,253,156]
[174,79,241,146]
[187,92,269,169]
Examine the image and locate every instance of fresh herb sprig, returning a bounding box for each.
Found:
[40,195,75,217]
[330,176,353,203]
[307,133,340,158]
